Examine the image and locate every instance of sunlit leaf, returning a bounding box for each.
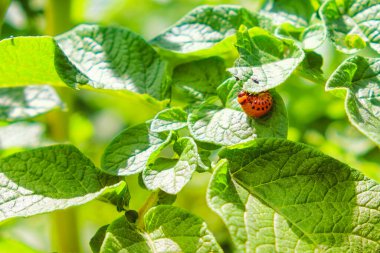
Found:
[99,206,222,252]
[56,24,170,100]
[0,86,63,121]
[229,26,304,93]
[151,5,273,59]
[188,79,287,146]
[143,137,198,194]
[101,122,173,176]
[208,138,380,252]
[320,0,380,54]
[0,145,121,222]
[0,36,86,88]
[0,122,45,149]
[150,107,188,133]
[326,56,380,145]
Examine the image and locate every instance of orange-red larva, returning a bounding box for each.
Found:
[237,91,273,118]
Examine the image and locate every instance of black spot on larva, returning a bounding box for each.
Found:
[266,106,268,109]
[252,106,255,109]
[257,108,260,111]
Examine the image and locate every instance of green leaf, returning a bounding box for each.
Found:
[301,24,327,50]
[150,5,273,58]
[344,33,367,50]
[260,0,326,51]
[212,138,380,252]
[157,190,177,205]
[56,24,169,100]
[0,238,42,253]
[196,149,212,172]
[207,160,249,252]
[0,145,121,222]
[90,225,109,253]
[326,56,380,145]
[276,23,327,51]
[101,122,173,176]
[229,27,305,93]
[97,181,130,211]
[150,107,188,133]
[188,79,288,146]
[171,57,228,105]
[297,51,325,82]
[261,0,317,27]
[0,36,87,88]
[143,137,198,194]
[320,0,380,54]
[100,205,222,252]
[0,86,63,121]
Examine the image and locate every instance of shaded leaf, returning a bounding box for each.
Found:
[90,225,109,253]
[297,51,325,82]
[171,57,228,105]
[97,181,130,211]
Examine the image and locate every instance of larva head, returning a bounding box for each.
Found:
[237,91,273,118]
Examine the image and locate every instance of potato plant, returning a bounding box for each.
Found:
[0,0,379,252]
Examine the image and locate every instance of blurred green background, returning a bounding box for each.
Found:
[0,0,379,252]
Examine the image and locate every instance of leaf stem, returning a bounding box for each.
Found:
[137,191,159,229]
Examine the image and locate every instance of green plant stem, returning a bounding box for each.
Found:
[50,209,80,253]
[0,0,10,35]
[137,191,159,229]
[45,1,80,252]
[45,0,73,35]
